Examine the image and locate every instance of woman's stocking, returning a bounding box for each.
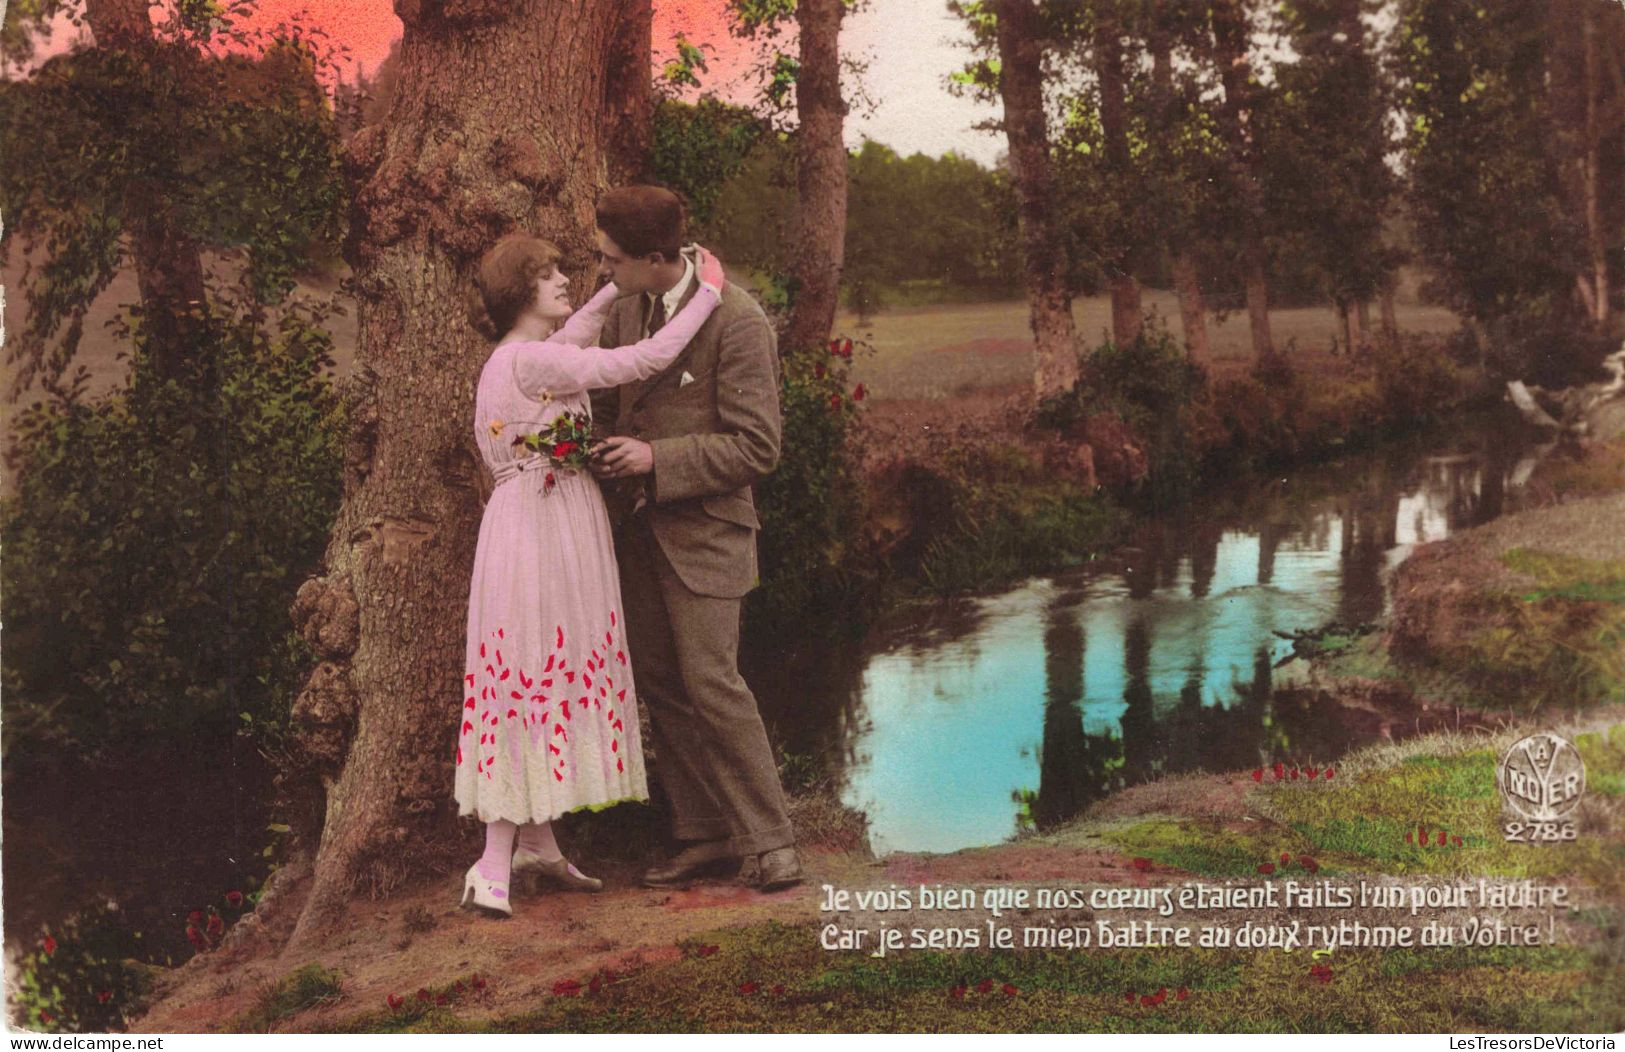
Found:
[478,819,518,883]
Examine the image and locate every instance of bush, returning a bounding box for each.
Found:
[1037,322,1205,504]
[2,282,343,760]
[12,904,149,1033]
[749,338,876,636]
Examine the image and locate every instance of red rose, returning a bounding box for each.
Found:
[40,935,57,956]
[416,988,430,1002]
[1002,983,1019,997]
[186,926,206,951]
[737,981,759,995]
[187,910,204,927]
[1176,987,1190,1001]
[829,393,843,410]
[1258,863,1276,875]
[387,994,404,1010]
[975,978,994,995]
[552,979,582,996]
[225,890,245,909]
[552,441,577,459]
[206,914,224,937]
[1132,857,1152,872]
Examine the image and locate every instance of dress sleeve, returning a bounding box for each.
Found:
[510,285,721,397]
[549,282,620,347]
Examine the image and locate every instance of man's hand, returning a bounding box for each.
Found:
[590,435,654,479]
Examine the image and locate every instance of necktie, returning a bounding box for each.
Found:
[647,295,667,336]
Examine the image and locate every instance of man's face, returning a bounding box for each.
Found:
[595,230,662,295]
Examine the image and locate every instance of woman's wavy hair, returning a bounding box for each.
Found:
[468,234,563,340]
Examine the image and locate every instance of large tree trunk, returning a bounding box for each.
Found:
[1094,13,1141,346]
[995,0,1079,399]
[781,0,848,356]
[603,0,654,184]
[284,0,626,948]
[86,0,209,383]
[1210,0,1275,362]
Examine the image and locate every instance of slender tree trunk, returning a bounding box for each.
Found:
[1338,302,1353,356]
[1150,23,1210,366]
[285,0,624,947]
[995,0,1079,399]
[1211,0,1274,361]
[86,0,208,382]
[603,0,654,184]
[1094,14,1141,346]
[1379,281,1400,346]
[781,0,848,355]
[1582,4,1610,328]
[1172,253,1211,367]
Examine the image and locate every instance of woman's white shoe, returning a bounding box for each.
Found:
[512,848,604,892]
[460,863,513,916]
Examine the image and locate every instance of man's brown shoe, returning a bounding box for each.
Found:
[642,841,736,888]
[743,846,803,891]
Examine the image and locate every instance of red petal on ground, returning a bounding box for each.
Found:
[1132,857,1152,872]
[1002,983,1018,997]
[552,979,581,996]
[975,979,994,994]
[1258,863,1276,875]
[1176,988,1189,1001]
[1252,768,1263,782]
[1325,768,1335,779]
[738,981,759,995]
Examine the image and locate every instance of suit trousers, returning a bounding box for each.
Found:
[617,514,795,856]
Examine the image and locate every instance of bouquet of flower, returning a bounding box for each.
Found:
[509,410,597,470]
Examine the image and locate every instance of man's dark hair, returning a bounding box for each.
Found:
[596,185,685,262]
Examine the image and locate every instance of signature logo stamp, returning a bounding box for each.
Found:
[1497,732,1585,842]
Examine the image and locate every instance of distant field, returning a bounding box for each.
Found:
[2,260,1457,414]
[836,288,1462,402]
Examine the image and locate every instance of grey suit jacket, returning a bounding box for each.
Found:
[594,271,782,598]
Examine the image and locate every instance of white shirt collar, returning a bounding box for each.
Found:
[654,252,694,319]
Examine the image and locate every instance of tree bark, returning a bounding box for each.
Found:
[603,0,654,184]
[1581,4,1610,328]
[1172,253,1210,367]
[1094,13,1141,346]
[781,0,849,356]
[285,0,622,947]
[1150,21,1210,367]
[1210,0,1275,362]
[1379,281,1400,346]
[995,0,1079,399]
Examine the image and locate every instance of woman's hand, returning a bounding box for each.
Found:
[696,246,726,295]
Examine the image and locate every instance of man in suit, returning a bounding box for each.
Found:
[587,186,801,891]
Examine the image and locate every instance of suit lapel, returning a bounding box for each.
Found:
[627,271,708,413]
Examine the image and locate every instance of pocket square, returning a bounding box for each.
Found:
[679,370,696,387]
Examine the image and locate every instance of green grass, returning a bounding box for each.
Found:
[335,918,1617,1033]
[837,293,1460,402]
[232,964,344,1032]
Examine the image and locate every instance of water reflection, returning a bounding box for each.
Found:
[805,425,1531,856]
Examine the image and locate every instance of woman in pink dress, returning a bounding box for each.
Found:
[457,234,724,915]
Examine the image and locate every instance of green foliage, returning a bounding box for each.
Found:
[0,23,345,392]
[1396,0,1597,380]
[1,281,344,758]
[843,140,1021,316]
[1259,0,1398,309]
[12,904,150,1033]
[749,340,875,633]
[651,98,767,228]
[1037,323,1205,501]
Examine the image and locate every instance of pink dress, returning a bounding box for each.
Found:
[454,280,720,824]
